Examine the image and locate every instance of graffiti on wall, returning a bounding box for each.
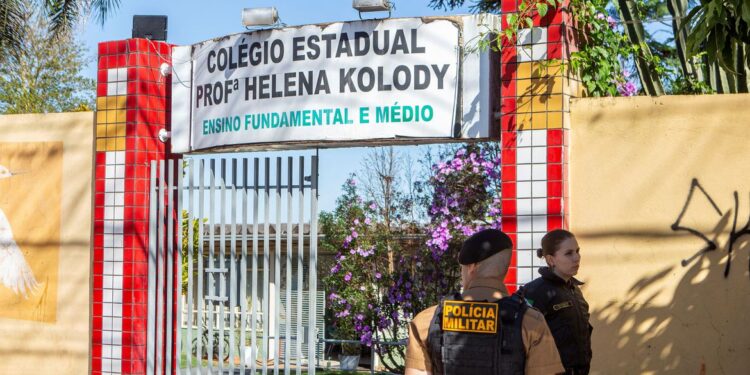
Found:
[0,142,61,322]
[671,178,750,278]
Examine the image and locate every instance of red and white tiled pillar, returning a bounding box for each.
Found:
[92,39,174,375]
[499,0,580,292]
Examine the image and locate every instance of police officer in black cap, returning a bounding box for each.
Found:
[405,229,565,375]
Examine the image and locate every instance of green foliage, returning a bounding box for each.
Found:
[0,0,121,53]
[181,210,205,294]
[684,0,750,69]
[0,7,94,114]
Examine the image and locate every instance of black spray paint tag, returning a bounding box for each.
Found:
[441,300,499,334]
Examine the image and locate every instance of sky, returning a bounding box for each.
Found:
[80,0,473,212]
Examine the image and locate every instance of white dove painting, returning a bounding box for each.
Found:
[0,165,38,299]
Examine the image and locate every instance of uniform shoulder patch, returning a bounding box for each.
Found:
[441,300,499,334]
[552,301,573,311]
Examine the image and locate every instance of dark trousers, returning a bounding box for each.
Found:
[565,366,590,375]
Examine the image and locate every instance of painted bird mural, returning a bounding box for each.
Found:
[0,165,38,298]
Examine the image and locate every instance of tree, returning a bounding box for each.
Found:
[0,0,120,59]
[430,0,749,95]
[0,6,95,114]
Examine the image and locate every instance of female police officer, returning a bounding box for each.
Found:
[405,229,564,375]
[521,229,592,375]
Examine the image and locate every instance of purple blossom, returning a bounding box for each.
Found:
[375,272,382,279]
[617,81,637,96]
[369,202,377,210]
[344,272,352,282]
[364,217,371,225]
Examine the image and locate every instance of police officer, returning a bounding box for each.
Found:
[405,229,565,375]
[521,229,592,375]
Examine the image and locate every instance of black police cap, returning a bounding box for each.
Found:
[458,229,513,265]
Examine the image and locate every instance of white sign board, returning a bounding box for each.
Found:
[171,15,500,152]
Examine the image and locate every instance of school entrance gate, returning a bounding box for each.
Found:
[146,157,320,374]
[91,7,577,375]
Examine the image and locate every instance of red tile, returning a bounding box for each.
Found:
[502,216,517,233]
[97,83,108,97]
[501,198,516,215]
[501,166,516,182]
[548,42,564,60]
[501,44,517,65]
[547,146,563,163]
[501,113,517,132]
[548,198,562,215]
[501,98,517,115]
[501,79,516,97]
[502,182,516,198]
[501,0,518,12]
[548,163,563,180]
[548,215,563,230]
[504,266,517,287]
[547,129,563,145]
[501,148,516,166]
[548,181,563,197]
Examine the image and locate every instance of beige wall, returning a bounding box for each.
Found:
[0,112,93,374]
[570,94,750,375]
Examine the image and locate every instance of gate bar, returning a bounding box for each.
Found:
[240,158,249,374]
[308,155,318,374]
[147,162,157,375]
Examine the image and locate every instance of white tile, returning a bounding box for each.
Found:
[517,147,532,165]
[116,82,127,96]
[516,130,533,147]
[532,43,548,61]
[113,317,122,331]
[517,233,532,250]
[115,193,125,206]
[105,179,115,192]
[532,232,545,248]
[518,216,533,233]
[113,234,123,248]
[517,250,533,267]
[517,165,532,181]
[534,27,548,44]
[106,151,117,165]
[114,248,123,262]
[517,181,532,198]
[111,345,121,359]
[107,82,118,96]
[114,206,124,219]
[517,267,533,284]
[533,255,548,267]
[517,199,532,216]
[112,359,121,373]
[107,69,118,83]
[532,215,547,232]
[116,67,128,82]
[111,290,122,303]
[531,147,547,163]
[517,45,533,63]
[106,165,115,178]
[114,151,125,164]
[532,181,547,197]
[113,263,123,276]
[103,317,113,330]
[102,344,112,358]
[103,303,113,316]
[517,28,534,45]
[112,331,122,345]
[104,277,113,289]
[105,207,115,220]
[113,275,123,289]
[103,289,113,303]
[112,303,122,317]
[531,130,547,146]
[113,221,123,234]
[532,198,547,215]
[104,262,114,275]
[102,358,112,372]
[103,234,113,247]
[531,164,547,181]
[114,179,124,192]
[115,165,125,179]
[102,331,113,345]
[104,220,113,234]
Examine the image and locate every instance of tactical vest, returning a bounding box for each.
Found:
[427,293,527,375]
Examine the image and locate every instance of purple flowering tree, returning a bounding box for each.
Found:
[414,143,503,307]
[321,177,395,357]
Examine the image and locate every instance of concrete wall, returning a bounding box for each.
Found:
[0,112,93,374]
[570,94,750,375]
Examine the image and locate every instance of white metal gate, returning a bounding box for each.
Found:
[147,156,320,375]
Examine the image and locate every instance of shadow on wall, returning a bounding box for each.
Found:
[587,220,750,374]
